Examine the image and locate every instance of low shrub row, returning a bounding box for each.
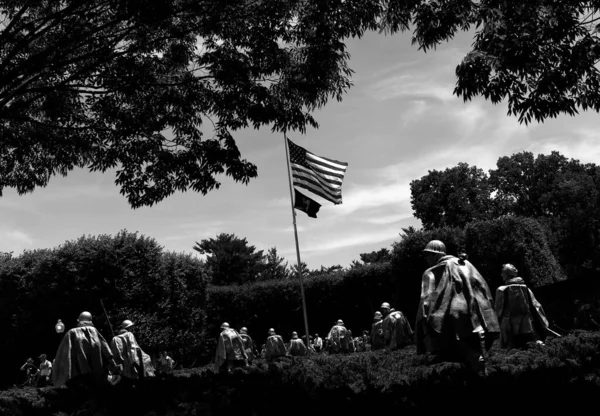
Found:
[2,331,599,415]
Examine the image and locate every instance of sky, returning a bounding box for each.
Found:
[2,29,600,270]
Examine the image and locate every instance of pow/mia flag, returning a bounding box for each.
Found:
[294,188,321,218]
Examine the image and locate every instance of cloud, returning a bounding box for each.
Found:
[369,74,455,103]
[363,213,413,225]
[0,228,34,256]
[299,230,399,255]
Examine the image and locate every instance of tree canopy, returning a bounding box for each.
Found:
[193,233,266,285]
[410,151,600,277]
[2,1,600,206]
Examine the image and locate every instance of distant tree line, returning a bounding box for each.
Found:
[410,151,600,279]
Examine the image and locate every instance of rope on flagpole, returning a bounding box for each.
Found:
[283,133,312,353]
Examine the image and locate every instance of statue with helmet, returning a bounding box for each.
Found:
[52,311,118,387]
[326,319,350,354]
[416,240,499,374]
[109,319,155,382]
[287,331,308,356]
[215,322,248,372]
[238,327,259,364]
[380,302,413,351]
[495,263,550,349]
[370,311,384,351]
[265,328,286,361]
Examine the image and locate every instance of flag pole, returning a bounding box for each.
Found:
[283,133,311,351]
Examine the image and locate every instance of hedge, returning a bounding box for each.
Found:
[464,216,566,290]
[2,331,600,416]
[205,263,396,353]
[0,230,208,389]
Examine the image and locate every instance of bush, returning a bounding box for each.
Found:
[464,216,566,290]
[0,230,208,389]
[205,263,396,358]
[2,331,600,415]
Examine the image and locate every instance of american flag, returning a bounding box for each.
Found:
[287,138,348,205]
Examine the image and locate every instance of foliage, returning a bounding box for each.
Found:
[0,230,208,388]
[359,248,392,264]
[410,163,492,229]
[454,1,600,124]
[464,216,566,291]
[193,233,265,286]
[259,247,290,281]
[409,151,600,278]
[3,2,600,207]
[2,332,600,415]
[205,262,396,353]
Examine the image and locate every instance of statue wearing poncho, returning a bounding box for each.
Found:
[327,320,350,354]
[52,312,116,387]
[287,332,307,356]
[214,323,247,372]
[110,320,155,379]
[495,264,549,349]
[370,312,384,351]
[381,303,413,351]
[416,242,499,371]
[265,329,286,361]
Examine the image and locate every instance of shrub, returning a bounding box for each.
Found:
[464,216,566,290]
[204,263,396,359]
[2,332,600,415]
[0,230,208,388]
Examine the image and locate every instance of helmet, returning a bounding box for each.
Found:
[268,328,275,335]
[380,302,390,310]
[240,327,248,334]
[77,311,92,322]
[374,311,382,318]
[337,319,344,326]
[502,263,518,277]
[121,320,134,330]
[292,331,298,338]
[423,240,446,254]
[220,322,230,329]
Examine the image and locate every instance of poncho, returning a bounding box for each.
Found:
[265,334,286,360]
[495,277,549,348]
[214,328,247,372]
[370,320,384,350]
[327,324,349,353]
[110,330,155,379]
[383,310,413,350]
[287,338,307,356]
[52,322,114,387]
[240,333,257,357]
[416,255,499,355]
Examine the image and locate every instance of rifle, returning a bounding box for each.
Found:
[100,299,115,338]
[546,327,562,338]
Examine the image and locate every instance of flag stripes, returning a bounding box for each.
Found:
[287,138,348,205]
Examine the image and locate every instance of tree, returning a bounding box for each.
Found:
[489,151,600,275]
[0,0,401,208]
[453,1,600,124]
[409,151,600,278]
[4,2,600,208]
[289,261,311,278]
[410,163,492,229]
[193,233,265,285]
[318,264,344,274]
[359,248,391,264]
[259,247,289,281]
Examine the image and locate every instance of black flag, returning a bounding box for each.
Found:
[294,188,321,218]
